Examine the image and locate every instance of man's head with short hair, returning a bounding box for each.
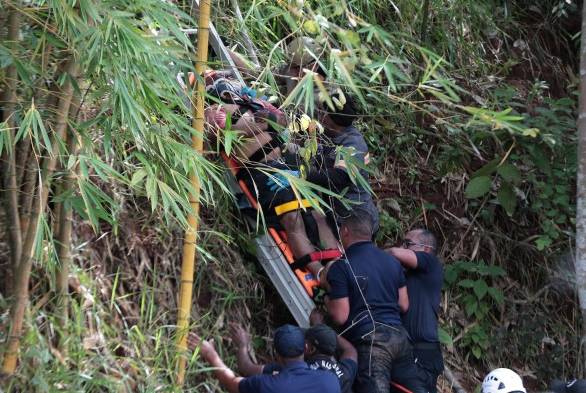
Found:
[304,324,338,357]
[318,91,358,134]
[340,211,373,248]
[403,228,437,255]
[273,324,306,362]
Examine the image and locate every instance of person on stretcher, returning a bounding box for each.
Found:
[203,75,341,279]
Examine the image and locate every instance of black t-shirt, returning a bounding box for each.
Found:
[307,355,357,393]
[263,356,357,393]
[314,127,379,231]
[327,241,406,343]
[401,252,443,343]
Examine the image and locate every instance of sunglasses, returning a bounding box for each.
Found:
[401,239,432,249]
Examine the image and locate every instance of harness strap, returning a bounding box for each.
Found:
[289,249,343,271]
[274,198,314,216]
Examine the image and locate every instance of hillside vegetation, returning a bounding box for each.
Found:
[0,0,582,391]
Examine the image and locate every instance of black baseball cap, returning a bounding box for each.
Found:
[305,324,337,356]
[550,380,586,393]
[273,324,305,358]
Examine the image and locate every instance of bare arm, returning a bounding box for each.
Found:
[398,286,409,314]
[336,334,357,362]
[325,296,350,326]
[230,324,265,377]
[227,49,260,77]
[188,333,243,393]
[386,247,418,270]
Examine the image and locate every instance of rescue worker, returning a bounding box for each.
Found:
[230,317,357,393]
[311,91,378,227]
[324,213,424,393]
[550,379,586,393]
[386,229,444,393]
[481,368,526,393]
[188,325,341,393]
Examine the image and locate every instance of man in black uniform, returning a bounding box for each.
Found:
[386,229,444,393]
[231,321,357,393]
[325,213,424,393]
[308,91,379,233]
[189,325,340,393]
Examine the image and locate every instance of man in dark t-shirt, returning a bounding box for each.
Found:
[189,324,340,393]
[387,229,444,393]
[304,323,358,393]
[325,213,425,393]
[307,92,379,233]
[232,320,357,393]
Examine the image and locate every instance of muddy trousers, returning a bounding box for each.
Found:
[413,343,444,393]
[353,325,426,393]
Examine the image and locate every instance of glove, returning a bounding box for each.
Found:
[240,86,257,99]
[266,169,299,192]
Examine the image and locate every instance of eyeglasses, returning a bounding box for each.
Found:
[401,239,432,249]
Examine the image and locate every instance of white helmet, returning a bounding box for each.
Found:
[482,368,526,393]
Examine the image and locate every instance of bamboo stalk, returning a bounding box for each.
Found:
[55,93,81,352]
[19,157,37,238]
[1,59,79,376]
[175,0,211,386]
[1,6,23,296]
[576,0,586,375]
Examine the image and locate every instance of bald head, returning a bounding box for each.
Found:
[406,229,437,255]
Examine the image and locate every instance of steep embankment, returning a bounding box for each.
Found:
[0,1,581,392]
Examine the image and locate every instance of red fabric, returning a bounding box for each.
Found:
[309,249,342,262]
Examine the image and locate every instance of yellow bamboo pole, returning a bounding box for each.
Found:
[175,0,211,386]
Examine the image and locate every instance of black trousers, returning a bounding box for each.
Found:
[413,342,444,393]
[353,325,426,393]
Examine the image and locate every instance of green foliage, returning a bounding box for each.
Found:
[464,86,577,250]
[445,260,506,360]
[1,0,580,388]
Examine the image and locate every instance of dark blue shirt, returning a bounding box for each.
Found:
[327,241,406,343]
[262,357,357,393]
[241,360,340,393]
[402,252,443,343]
[320,127,379,231]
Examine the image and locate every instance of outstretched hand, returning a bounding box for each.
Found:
[309,308,326,326]
[187,332,218,361]
[229,323,252,349]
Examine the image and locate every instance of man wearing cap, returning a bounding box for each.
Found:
[325,213,424,393]
[304,313,358,393]
[188,324,340,393]
[386,229,444,393]
[231,319,357,393]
